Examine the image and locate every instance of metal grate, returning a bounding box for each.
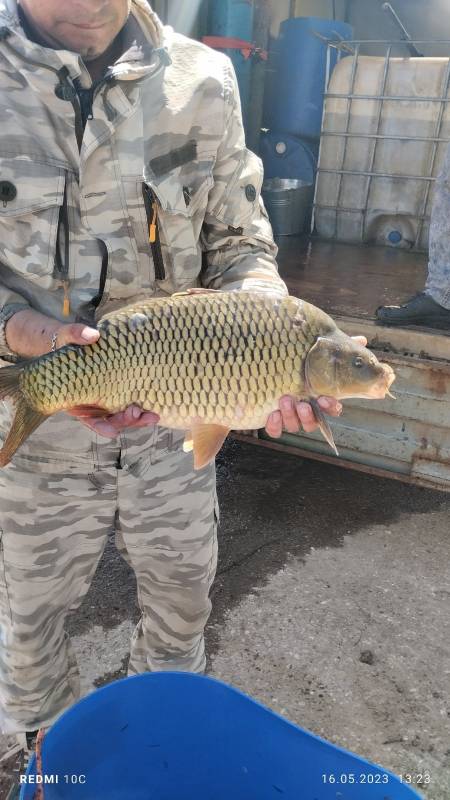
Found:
[313,39,450,250]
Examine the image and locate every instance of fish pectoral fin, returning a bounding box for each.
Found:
[309,399,339,457]
[191,424,230,470]
[68,405,110,419]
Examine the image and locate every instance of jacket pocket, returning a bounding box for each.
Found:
[149,151,215,218]
[123,149,215,291]
[150,156,214,290]
[207,148,265,230]
[0,157,66,285]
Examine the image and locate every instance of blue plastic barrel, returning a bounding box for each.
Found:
[208,0,254,130]
[209,0,254,39]
[21,672,421,800]
[265,17,353,139]
[260,131,318,181]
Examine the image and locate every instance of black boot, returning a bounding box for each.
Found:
[376,293,450,329]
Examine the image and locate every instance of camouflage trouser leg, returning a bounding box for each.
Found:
[425,144,450,309]
[116,443,218,676]
[0,427,217,735]
[0,461,115,734]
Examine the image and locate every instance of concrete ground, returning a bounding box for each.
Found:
[1,438,449,799]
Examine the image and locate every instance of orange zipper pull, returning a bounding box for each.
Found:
[149,203,157,243]
[62,280,71,317]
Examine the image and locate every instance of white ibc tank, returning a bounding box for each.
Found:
[315,55,450,250]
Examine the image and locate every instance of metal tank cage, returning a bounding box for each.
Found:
[313,39,450,250]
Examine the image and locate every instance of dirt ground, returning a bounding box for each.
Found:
[1,439,449,799]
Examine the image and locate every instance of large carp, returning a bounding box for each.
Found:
[0,290,395,468]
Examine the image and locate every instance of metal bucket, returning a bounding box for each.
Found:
[262,178,314,236]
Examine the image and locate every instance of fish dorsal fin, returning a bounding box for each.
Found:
[309,399,339,457]
[172,288,220,299]
[190,424,230,470]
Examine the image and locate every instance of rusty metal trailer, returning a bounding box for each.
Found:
[238,37,450,493]
[238,236,450,493]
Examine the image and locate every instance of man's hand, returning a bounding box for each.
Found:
[265,396,343,438]
[5,309,102,358]
[5,311,159,438]
[265,335,367,439]
[66,404,160,438]
[58,326,159,437]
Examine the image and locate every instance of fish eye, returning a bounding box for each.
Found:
[353,357,364,368]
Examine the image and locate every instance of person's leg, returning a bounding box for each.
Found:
[377,146,450,327]
[425,149,450,310]
[116,430,218,675]
[0,460,117,735]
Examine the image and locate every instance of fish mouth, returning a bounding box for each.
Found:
[336,363,396,400]
[366,364,396,399]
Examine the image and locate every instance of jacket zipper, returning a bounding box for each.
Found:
[89,240,109,316]
[56,69,84,151]
[54,181,71,316]
[142,184,166,281]
[0,34,85,149]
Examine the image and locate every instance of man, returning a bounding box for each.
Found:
[377,144,450,328]
[0,0,343,771]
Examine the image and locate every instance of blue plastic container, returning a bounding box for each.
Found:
[21,673,421,800]
[208,0,254,130]
[209,0,254,39]
[260,131,318,181]
[265,17,353,139]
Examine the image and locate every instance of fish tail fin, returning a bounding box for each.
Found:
[0,364,46,467]
[309,398,339,457]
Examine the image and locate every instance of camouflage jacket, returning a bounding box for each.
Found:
[0,0,287,355]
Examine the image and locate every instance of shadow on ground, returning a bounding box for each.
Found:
[67,438,446,660]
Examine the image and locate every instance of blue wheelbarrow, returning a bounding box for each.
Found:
[20,672,422,799]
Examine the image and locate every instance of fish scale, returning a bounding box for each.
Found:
[0,290,396,469]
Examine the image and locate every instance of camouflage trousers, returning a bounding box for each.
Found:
[426,144,450,309]
[0,415,218,735]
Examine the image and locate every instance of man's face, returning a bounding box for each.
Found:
[19,0,132,60]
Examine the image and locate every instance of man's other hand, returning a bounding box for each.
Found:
[59,326,159,437]
[66,404,160,438]
[264,335,367,438]
[265,396,343,439]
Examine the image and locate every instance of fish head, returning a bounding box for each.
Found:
[305,333,395,400]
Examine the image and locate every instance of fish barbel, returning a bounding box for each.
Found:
[0,290,395,468]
